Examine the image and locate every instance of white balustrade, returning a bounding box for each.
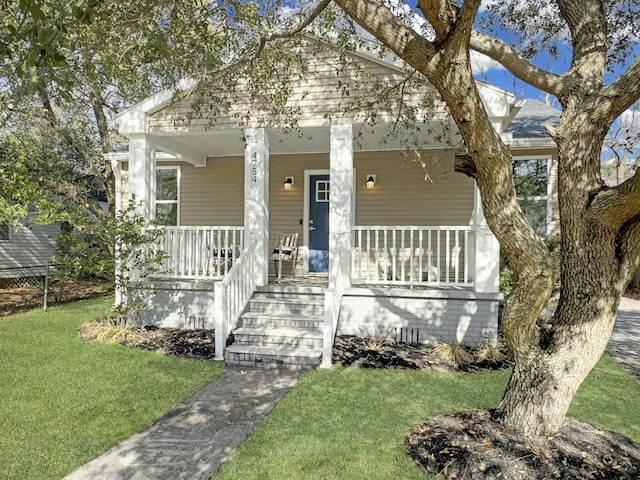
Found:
[352,226,473,287]
[155,226,244,279]
[214,240,258,360]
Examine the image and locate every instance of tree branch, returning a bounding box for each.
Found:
[334,0,439,75]
[469,31,565,97]
[617,215,640,288]
[416,0,457,43]
[555,0,607,81]
[590,169,640,230]
[603,56,640,120]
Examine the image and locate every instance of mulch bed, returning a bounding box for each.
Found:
[121,326,217,360]
[406,410,640,479]
[332,336,512,372]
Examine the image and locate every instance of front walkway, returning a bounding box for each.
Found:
[64,368,301,480]
[607,295,640,381]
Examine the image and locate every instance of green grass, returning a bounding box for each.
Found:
[215,358,640,480]
[0,298,224,480]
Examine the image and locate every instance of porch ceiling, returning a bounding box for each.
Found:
[152,123,461,166]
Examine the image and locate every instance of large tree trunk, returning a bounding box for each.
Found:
[496,106,632,434]
[497,299,618,435]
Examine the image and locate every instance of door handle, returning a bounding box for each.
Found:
[309,226,317,231]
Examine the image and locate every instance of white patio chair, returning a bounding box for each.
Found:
[271,233,298,281]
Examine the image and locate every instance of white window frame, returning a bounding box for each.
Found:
[512,155,552,236]
[0,223,11,242]
[155,166,181,226]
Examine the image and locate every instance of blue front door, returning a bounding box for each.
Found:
[309,175,330,272]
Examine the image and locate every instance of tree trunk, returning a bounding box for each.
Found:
[497,297,618,435]
[496,106,630,434]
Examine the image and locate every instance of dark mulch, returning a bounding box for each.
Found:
[406,410,640,480]
[120,326,217,360]
[332,336,512,372]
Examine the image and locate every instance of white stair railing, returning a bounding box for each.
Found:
[213,240,258,361]
[352,226,473,287]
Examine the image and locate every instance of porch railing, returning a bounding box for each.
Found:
[352,226,473,287]
[154,226,244,279]
[214,240,258,361]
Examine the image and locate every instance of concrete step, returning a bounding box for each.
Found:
[225,344,322,370]
[254,286,327,299]
[248,297,325,315]
[233,327,323,349]
[240,312,323,329]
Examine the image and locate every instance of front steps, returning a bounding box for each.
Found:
[225,286,325,370]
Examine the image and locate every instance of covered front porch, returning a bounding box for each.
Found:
[119,125,500,367]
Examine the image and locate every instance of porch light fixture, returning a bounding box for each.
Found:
[366,174,376,190]
[284,176,294,191]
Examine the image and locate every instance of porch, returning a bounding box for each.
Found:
[137,222,499,368]
[119,122,502,367]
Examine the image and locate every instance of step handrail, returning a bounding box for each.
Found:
[213,240,258,360]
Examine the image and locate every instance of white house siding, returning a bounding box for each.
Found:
[353,150,474,226]
[147,41,446,133]
[136,280,216,329]
[134,281,499,348]
[0,222,59,280]
[338,288,499,347]
[180,157,244,226]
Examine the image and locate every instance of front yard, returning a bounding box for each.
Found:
[1,298,639,479]
[0,298,223,479]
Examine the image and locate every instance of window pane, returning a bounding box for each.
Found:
[156,169,178,201]
[0,223,9,241]
[156,203,178,226]
[513,159,548,197]
[519,198,547,236]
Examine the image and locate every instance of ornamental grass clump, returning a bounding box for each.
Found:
[432,343,474,369]
[78,313,140,344]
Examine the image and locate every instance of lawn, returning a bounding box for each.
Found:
[214,357,640,480]
[0,297,224,480]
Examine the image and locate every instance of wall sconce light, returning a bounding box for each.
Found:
[284,176,294,191]
[366,174,376,190]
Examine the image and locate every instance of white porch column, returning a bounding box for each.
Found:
[244,128,269,287]
[329,124,353,289]
[473,185,500,293]
[128,134,156,219]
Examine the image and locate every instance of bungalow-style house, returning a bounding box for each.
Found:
[0,220,60,288]
[109,40,559,369]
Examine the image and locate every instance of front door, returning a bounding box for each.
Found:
[308,174,330,272]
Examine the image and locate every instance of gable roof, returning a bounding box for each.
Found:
[505,99,560,147]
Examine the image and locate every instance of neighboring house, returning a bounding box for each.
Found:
[0,220,60,287]
[109,40,559,369]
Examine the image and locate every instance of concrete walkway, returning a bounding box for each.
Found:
[607,296,640,382]
[64,367,301,480]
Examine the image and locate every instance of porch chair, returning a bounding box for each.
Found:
[271,233,298,281]
[206,234,235,276]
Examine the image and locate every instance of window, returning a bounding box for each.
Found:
[513,156,550,236]
[315,180,330,202]
[0,223,10,241]
[155,167,180,226]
